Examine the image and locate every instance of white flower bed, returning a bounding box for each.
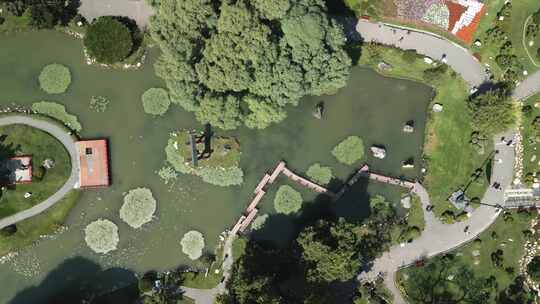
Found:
[84,219,119,254]
[120,188,157,229]
[422,3,450,30]
[181,230,205,260]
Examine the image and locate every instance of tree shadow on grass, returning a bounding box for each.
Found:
[10,256,137,304]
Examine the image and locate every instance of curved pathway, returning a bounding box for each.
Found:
[356,19,488,88]
[0,115,80,230]
[355,19,540,304]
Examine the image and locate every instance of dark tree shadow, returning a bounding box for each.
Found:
[9,257,137,304]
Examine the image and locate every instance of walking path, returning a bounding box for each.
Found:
[79,0,154,27]
[0,116,80,230]
[356,19,488,88]
[355,19,540,304]
[358,131,515,303]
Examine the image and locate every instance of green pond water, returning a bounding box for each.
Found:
[0,30,432,302]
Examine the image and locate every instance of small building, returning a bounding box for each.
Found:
[76,140,110,188]
[0,156,32,185]
[448,189,470,210]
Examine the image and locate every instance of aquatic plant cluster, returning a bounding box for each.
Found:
[120,188,157,229]
[31,101,82,132]
[38,64,71,94]
[89,95,110,112]
[332,136,365,165]
[84,219,119,254]
[274,185,303,215]
[306,163,333,185]
[181,230,205,260]
[141,88,170,116]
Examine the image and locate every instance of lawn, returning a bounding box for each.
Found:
[521,92,540,183]
[359,44,490,219]
[397,210,536,303]
[0,190,79,256]
[471,0,540,80]
[0,124,72,218]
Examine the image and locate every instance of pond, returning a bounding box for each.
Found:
[0,30,432,302]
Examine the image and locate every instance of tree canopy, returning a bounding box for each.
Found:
[84,16,133,64]
[149,0,351,130]
[142,88,171,116]
[527,256,540,282]
[297,218,361,283]
[468,85,516,136]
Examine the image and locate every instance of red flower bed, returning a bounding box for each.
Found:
[446,1,467,31]
[456,6,486,44]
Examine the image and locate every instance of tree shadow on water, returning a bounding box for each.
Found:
[9,256,138,304]
[333,175,371,223]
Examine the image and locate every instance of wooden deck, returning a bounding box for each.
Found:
[230,160,336,235]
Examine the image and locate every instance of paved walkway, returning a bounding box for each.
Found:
[0,116,80,230]
[358,131,515,303]
[513,70,540,101]
[181,233,235,304]
[79,0,154,28]
[356,19,488,88]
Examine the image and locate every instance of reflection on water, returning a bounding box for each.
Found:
[0,30,432,302]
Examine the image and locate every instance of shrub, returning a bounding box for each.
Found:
[84,16,133,64]
[441,210,455,224]
[198,167,244,187]
[32,101,82,132]
[306,163,333,185]
[251,214,269,230]
[84,219,119,254]
[142,88,170,115]
[402,49,419,63]
[38,64,71,94]
[181,230,205,260]
[274,185,303,215]
[454,212,469,222]
[399,226,421,242]
[527,256,540,282]
[120,188,157,229]
[422,64,448,83]
[332,136,364,165]
[90,96,110,112]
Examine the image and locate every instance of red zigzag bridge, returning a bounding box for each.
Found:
[231,162,415,235]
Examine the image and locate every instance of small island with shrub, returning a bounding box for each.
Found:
[165,129,243,187]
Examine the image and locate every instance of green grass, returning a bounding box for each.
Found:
[522,92,540,181]
[181,239,226,289]
[408,195,425,231]
[173,131,241,169]
[232,236,247,263]
[359,45,490,218]
[0,190,79,256]
[512,0,540,74]
[0,124,72,218]
[397,210,536,303]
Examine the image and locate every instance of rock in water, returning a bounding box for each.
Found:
[402,158,414,169]
[370,146,386,159]
[403,120,414,133]
[312,102,324,119]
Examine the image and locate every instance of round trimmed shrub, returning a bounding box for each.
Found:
[120,188,157,228]
[84,16,133,64]
[306,163,333,185]
[181,230,205,260]
[84,219,119,254]
[142,88,170,115]
[38,64,71,94]
[332,136,364,165]
[251,214,268,230]
[274,185,303,215]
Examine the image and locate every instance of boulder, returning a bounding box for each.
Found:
[401,196,411,209]
[370,146,386,159]
[432,103,443,112]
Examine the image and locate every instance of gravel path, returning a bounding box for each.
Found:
[0,115,80,230]
[79,0,154,27]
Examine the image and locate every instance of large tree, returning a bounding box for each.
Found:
[468,84,516,136]
[297,218,361,283]
[149,0,351,129]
